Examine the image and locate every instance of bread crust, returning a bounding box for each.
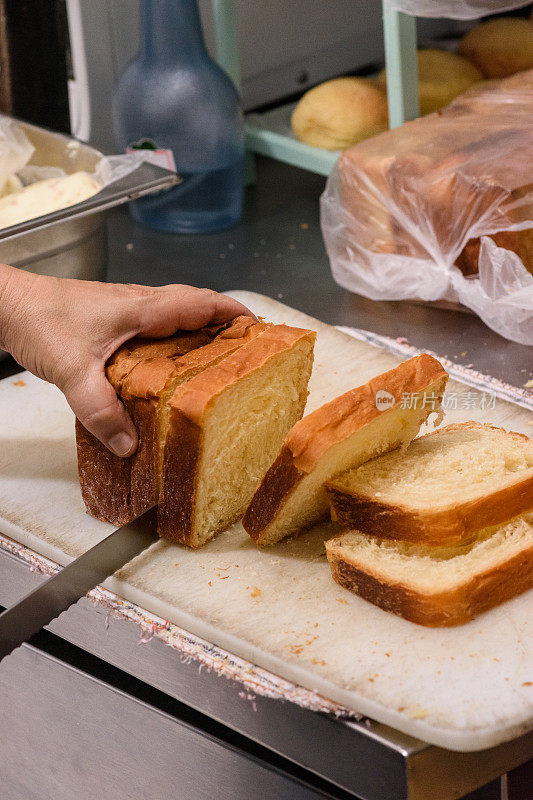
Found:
[327,422,533,545]
[326,533,533,627]
[76,317,265,526]
[243,354,448,543]
[242,445,303,538]
[157,409,201,546]
[157,326,317,546]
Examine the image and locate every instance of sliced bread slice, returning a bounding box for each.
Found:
[76,316,268,525]
[327,422,533,545]
[325,513,533,627]
[242,354,448,547]
[157,325,316,547]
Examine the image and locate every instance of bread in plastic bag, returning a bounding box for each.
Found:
[320,70,533,344]
[383,0,531,20]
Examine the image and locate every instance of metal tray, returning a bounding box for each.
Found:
[0,120,179,280]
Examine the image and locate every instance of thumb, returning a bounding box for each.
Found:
[63,366,138,457]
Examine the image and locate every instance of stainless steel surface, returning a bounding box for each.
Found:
[0,638,346,800]
[0,545,531,800]
[0,509,157,662]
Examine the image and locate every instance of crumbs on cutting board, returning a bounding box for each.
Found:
[289,636,318,656]
[407,707,430,720]
[12,380,26,387]
[250,586,261,598]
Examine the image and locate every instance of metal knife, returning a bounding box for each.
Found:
[0,507,158,663]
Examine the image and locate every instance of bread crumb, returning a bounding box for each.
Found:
[300,223,308,229]
[13,380,26,387]
[250,586,261,598]
[289,635,318,655]
[521,681,532,686]
[336,598,349,604]
[408,707,430,719]
[311,658,327,666]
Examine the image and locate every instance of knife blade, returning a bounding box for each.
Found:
[0,507,158,663]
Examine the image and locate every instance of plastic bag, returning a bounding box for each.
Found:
[0,118,34,194]
[0,115,174,230]
[0,113,172,195]
[383,0,532,20]
[320,71,533,345]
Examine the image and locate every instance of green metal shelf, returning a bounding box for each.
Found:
[212,0,420,177]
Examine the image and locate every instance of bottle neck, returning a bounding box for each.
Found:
[139,0,208,64]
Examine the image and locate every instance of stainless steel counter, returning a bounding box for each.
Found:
[0,155,531,800]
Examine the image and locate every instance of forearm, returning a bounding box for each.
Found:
[0,263,41,356]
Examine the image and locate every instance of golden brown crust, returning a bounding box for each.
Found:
[242,354,448,542]
[286,353,446,473]
[157,325,317,545]
[327,422,533,545]
[157,409,201,546]
[76,316,264,526]
[243,445,304,540]
[75,397,158,525]
[326,535,533,627]
[169,326,317,426]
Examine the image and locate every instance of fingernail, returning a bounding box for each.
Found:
[108,432,136,457]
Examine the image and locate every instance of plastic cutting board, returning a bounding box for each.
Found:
[0,292,531,752]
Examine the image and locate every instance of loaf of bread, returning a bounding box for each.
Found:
[326,513,533,627]
[76,316,267,526]
[157,324,316,547]
[243,354,448,547]
[332,69,533,278]
[77,317,316,546]
[327,422,533,545]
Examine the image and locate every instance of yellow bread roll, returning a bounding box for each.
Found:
[291,77,388,151]
[377,49,483,115]
[458,17,533,78]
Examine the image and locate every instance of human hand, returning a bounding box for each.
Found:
[0,264,254,457]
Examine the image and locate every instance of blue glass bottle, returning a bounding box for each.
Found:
[113,0,244,233]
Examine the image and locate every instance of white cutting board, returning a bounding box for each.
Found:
[0,292,532,753]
